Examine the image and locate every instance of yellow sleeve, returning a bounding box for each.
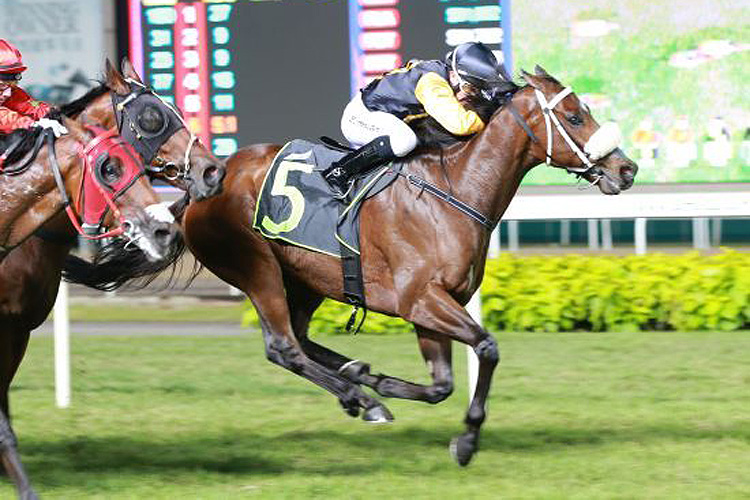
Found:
[414,72,485,136]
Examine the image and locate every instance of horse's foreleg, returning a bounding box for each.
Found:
[0,409,37,500]
[405,284,499,466]
[0,329,37,498]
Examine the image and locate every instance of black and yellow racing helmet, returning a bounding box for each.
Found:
[446,42,507,93]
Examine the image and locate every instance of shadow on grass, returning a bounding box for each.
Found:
[17,421,749,484]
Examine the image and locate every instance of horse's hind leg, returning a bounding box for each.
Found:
[284,275,394,422]
[405,284,499,467]
[0,330,37,499]
[285,275,454,404]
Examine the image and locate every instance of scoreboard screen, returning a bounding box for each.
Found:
[122,0,512,157]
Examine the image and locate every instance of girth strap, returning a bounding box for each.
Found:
[401,172,495,231]
[338,203,367,334]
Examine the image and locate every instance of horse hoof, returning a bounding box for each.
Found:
[449,435,476,467]
[362,405,394,424]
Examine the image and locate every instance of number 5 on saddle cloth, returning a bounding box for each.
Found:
[252,139,402,331]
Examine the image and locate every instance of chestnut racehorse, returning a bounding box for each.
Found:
[0,59,222,499]
[67,67,638,467]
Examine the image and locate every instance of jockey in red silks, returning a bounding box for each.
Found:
[0,38,66,136]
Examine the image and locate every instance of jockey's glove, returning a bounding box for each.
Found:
[34,117,68,138]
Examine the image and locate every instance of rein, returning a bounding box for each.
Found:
[394,84,622,231]
[0,130,47,175]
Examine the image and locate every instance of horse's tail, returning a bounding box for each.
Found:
[62,197,200,291]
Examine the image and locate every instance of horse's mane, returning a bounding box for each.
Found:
[62,194,201,291]
[412,79,521,148]
[59,82,109,118]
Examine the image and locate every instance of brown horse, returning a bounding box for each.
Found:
[68,67,638,467]
[0,61,221,498]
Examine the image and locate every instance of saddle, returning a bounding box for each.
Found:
[254,138,401,255]
[253,138,402,331]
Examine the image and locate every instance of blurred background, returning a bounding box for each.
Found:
[3,0,749,257]
[1,1,748,498]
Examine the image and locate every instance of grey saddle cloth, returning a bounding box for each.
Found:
[252,139,401,257]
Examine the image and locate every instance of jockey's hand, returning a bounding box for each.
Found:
[34,118,68,138]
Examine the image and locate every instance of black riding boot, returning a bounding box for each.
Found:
[322,136,395,196]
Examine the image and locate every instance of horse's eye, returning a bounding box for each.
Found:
[100,158,123,184]
[567,114,583,126]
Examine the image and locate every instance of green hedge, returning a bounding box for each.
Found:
[243,250,750,333]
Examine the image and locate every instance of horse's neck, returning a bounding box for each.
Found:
[439,108,535,225]
[80,98,116,129]
[0,149,76,249]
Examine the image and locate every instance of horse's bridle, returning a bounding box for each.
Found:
[398,86,623,233]
[508,86,622,179]
[47,126,147,241]
[111,78,197,181]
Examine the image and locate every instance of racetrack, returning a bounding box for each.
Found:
[4,329,748,499]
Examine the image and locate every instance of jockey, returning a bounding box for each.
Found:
[323,41,509,195]
[0,39,66,136]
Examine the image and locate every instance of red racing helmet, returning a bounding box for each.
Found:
[0,39,27,78]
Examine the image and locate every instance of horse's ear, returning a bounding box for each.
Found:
[120,57,143,84]
[62,117,89,144]
[105,58,129,95]
[534,65,550,78]
[521,68,542,89]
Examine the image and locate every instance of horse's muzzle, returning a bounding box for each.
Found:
[189,161,226,200]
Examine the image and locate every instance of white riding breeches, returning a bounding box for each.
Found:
[340,93,417,157]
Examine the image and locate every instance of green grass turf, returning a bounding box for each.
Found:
[3,331,749,499]
[60,300,245,323]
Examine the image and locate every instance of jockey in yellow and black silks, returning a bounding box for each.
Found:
[323,42,510,195]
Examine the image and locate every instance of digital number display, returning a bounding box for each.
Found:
[123,1,512,156]
[128,0,239,156]
[350,0,512,93]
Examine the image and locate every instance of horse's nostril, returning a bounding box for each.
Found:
[621,164,636,182]
[203,165,224,187]
[154,227,172,247]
